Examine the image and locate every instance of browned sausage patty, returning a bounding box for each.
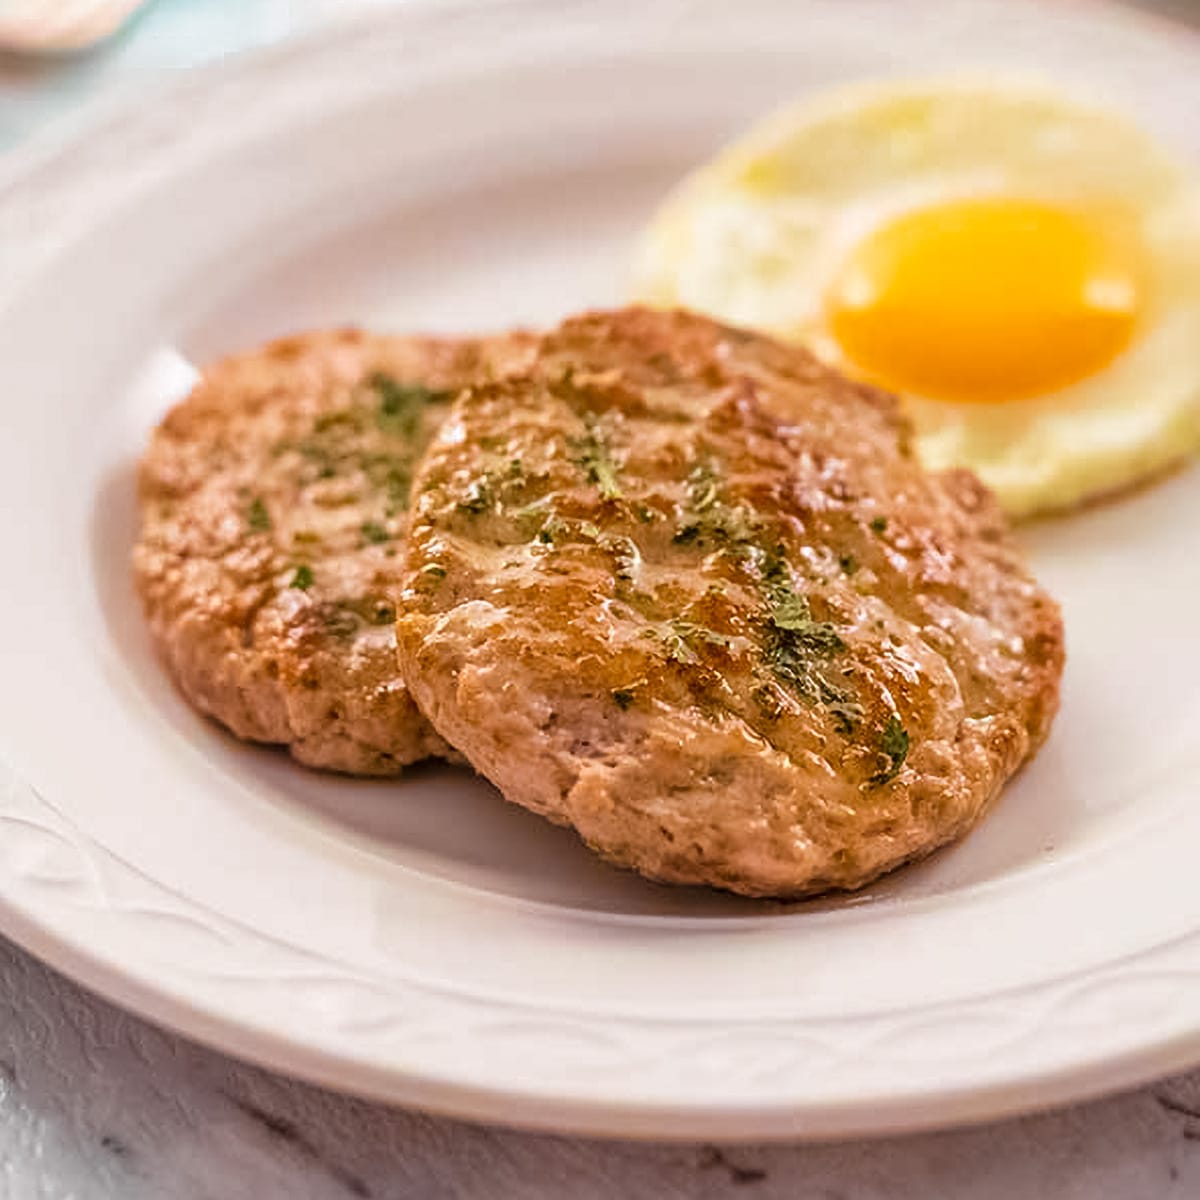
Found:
[395,308,1064,895]
[134,328,533,775]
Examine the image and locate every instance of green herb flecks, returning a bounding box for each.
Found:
[760,551,845,652]
[247,497,271,533]
[763,629,849,705]
[361,521,390,545]
[839,554,859,576]
[870,516,888,534]
[360,452,416,514]
[291,438,340,482]
[672,461,758,550]
[755,550,853,714]
[571,415,622,501]
[290,564,315,590]
[663,619,733,666]
[369,372,449,440]
[535,515,601,546]
[420,563,447,579]
[869,715,909,786]
[612,689,635,711]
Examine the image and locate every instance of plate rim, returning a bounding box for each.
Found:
[2,0,1200,1141]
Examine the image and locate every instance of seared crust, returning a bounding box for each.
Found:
[396,308,1064,895]
[134,328,533,775]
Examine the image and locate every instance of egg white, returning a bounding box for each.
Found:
[633,77,1200,517]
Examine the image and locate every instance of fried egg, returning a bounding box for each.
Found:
[633,79,1200,517]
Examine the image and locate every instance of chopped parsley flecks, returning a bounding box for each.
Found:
[869,715,910,786]
[870,516,888,534]
[420,563,447,579]
[535,515,602,546]
[673,461,758,550]
[839,554,859,576]
[761,552,845,652]
[571,415,622,500]
[369,372,449,440]
[292,438,339,482]
[612,689,635,711]
[290,564,315,590]
[764,628,851,706]
[247,497,271,533]
[361,520,390,545]
[755,550,854,714]
[361,452,414,513]
[767,584,813,633]
[663,618,733,665]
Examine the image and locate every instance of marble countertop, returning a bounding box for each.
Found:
[2,2,1199,1196]
[3,937,1200,1199]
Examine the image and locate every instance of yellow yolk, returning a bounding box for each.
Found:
[825,198,1148,404]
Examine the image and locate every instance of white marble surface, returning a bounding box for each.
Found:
[3,1,1200,1195]
[2,936,1200,1200]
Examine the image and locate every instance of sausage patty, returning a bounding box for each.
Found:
[134,328,532,775]
[395,308,1064,895]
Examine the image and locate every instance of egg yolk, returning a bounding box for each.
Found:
[825,197,1148,404]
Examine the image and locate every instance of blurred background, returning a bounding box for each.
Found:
[1,1,1198,154]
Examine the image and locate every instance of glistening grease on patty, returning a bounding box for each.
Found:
[395,308,1064,898]
[134,328,533,775]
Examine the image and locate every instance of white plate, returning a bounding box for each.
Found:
[0,0,1199,1143]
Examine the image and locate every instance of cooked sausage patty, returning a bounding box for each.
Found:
[395,308,1064,895]
[135,328,532,775]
